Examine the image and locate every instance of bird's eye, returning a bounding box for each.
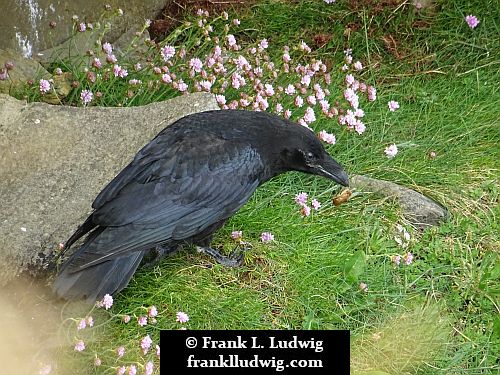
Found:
[307,152,314,158]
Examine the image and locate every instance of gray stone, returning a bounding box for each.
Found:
[350,174,450,228]
[0,92,219,285]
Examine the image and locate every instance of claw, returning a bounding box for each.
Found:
[142,244,176,268]
[196,245,246,267]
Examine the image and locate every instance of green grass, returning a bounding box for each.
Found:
[43,1,499,374]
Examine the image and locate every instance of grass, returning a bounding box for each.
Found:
[28,1,499,374]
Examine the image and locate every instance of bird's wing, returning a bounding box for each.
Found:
[68,131,264,271]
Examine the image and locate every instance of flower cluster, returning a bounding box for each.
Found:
[391,252,414,266]
[391,224,414,266]
[70,291,189,373]
[294,192,321,217]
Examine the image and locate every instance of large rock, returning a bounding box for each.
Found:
[0,92,219,285]
[350,175,450,228]
[1,0,171,57]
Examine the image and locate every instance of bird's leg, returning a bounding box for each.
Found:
[142,244,178,268]
[196,242,252,268]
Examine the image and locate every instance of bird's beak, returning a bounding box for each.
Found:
[311,158,349,187]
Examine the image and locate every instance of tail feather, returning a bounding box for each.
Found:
[63,214,98,252]
[53,251,145,302]
[53,226,145,303]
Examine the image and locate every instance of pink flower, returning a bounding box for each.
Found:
[199,80,212,91]
[231,231,243,240]
[233,18,240,26]
[258,39,269,50]
[161,73,172,84]
[92,57,102,69]
[299,41,311,53]
[319,130,336,145]
[74,340,85,352]
[176,311,189,323]
[161,45,175,61]
[367,86,377,101]
[145,362,154,375]
[39,79,51,93]
[113,64,121,77]
[353,61,363,70]
[285,84,295,95]
[301,205,311,217]
[388,100,400,112]
[128,365,137,375]
[255,94,269,111]
[117,366,126,375]
[156,344,161,357]
[227,34,237,47]
[354,108,365,117]
[78,22,86,32]
[0,68,9,80]
[140,335,153,354]
[117,346,125,358]
[345,74,355,85]
[384,144,398,158]
[303,107,316,124]
[122,315,131,323]
[235,55,250,70]
[354,120,366,135]
[275,103,283,114]
[102,42,113,54]
[264,83,275,96]
[284,109,292,119]
[106,54,117,63]
[465,15,480,29]
[404,252,414,265]
[294,192,308,205]
[77,319,86,330]
[300,74,311,87]
[189,58,203,73]
[282,53,291,63]
[148,306,158,318]
[87,316,94,327]
[215,94,226,105]
[307,95,317,105]
[178,80,188,92]
[359,282,368,292]
[294,95,304,107]
[392,255,401,266]
[311,199,321,210]
[260,232,274,243]
[137,316,148,326]
[324,0,336,3]
[80,90,93,105]
[97,293,113,309]
[231,73,245,89]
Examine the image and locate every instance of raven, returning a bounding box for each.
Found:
[53,110,349,302]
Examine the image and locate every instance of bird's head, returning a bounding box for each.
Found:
[278,124,349,187]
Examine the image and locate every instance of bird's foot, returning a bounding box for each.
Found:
[142,244,176,268]
[196,242,251,268]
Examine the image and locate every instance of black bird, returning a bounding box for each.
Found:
[53,110,349,302]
